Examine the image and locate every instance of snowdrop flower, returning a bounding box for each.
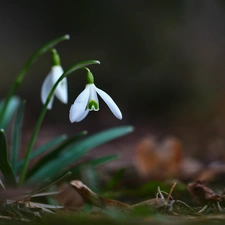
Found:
[69,70,122,123]
[41,49,68,109]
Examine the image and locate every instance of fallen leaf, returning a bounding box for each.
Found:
[70,180,173,213]
[134,136,183,180]
[187,180,222,205]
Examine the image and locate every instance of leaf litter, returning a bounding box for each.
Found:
[3,135,225,224]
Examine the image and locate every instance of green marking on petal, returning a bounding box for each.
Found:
[88,100,99,111]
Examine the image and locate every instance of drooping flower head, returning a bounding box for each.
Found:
[69,69,122,123]
[41,49,68,109]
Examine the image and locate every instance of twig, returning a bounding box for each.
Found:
[166,182,177,203]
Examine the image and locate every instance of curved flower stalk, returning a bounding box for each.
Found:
[41,49,68,109]
[69,69,122,122]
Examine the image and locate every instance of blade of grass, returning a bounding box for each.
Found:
[10,100,26,173]
[19,60,100,186]
[15,172,71,201]
[16,134,68,172]
[27,171,71,197]
[31,191,61,198]
[27,126,133,184]
[0,34,70,127]
[0,129,17,187]
[0,96,20,129]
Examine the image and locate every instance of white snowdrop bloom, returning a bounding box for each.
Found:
[69,72,122,123]
[41,50,68,109]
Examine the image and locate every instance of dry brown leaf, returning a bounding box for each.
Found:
[70,180,173,213]
[70,180,129,210]
[134,136,183,180]
[187,180,222,205]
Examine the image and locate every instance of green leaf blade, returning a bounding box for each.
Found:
[0,96,20,129]
[26,131,87,179]
[27,126,133,184]
[11,100,26,173]
[0,129,17,187]
[17,134,68,171]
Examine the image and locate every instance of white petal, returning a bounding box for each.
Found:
[76,110,89,122]
[95,86,122,119]
[41,73,54,110]
[51,66,68,104]
[69,86,90,123]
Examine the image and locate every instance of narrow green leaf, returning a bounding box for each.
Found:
[0,178,5,188]
[17,134,68,171]
[27,126,133,184]
[0,129,17,186]
[10,100,26,173]
[31,191,61,198]
[26,131,87,179]
[89,154,120,167]
[0,96,20,129]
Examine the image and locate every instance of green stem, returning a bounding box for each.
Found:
[19,60,100,186]
[0,34,70,125]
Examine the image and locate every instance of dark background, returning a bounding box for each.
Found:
[2,0,225,159]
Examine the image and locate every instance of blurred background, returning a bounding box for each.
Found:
[2,0,225,161]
